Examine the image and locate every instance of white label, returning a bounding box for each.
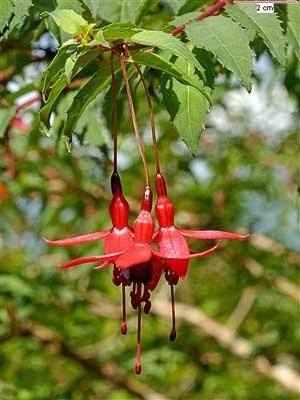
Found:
[256,3,274,13]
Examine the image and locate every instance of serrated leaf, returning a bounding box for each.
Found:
[62,61,120,145]
[48,9,89,35]
[102,22,141,41]
[0,105,17,138]
[161,57,210,155]
[186,17,253,92]
[131,30,204,77]
[2,0,32,40]
[129,51,209,101]
[0,0,14,34]
[225,4,286,67]
[287,5,300,58]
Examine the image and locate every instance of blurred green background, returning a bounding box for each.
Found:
[0,2,299,399]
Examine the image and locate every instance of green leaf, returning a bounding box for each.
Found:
[71,48,102,78]
[0,0,14,34]
[62,62,119,146]
[2,0,32,40]
[0,105,17,138]
[88,30,109,47]
[129,51,209,99]
[102,64,136,132]
[225,4,286,67]
[161,57,210,155]
[186,16,253,92]
[41,47,75,98]
[40,47,102,133]
[135,0,157,25]
[170,11,199,27]
[102,22,141,41]
[177,0,207,15]
[40,75,68,134]
[47,9,89,35]
[131,30,204,76]
[160,0,186,14]
[287,5,300,58]
[56,0,83,14]
[84,0,140,23]
[65,55,76,84]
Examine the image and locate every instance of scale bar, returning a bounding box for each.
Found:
[234,1,299,3]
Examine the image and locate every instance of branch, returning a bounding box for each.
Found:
[226,285,259,332]
[171,0,234,36]
[151,300,300,395]
[244,258,300,303]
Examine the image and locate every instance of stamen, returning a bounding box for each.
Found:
[169,284,177,342]
[121,283,127,335]
[135,283,142,374]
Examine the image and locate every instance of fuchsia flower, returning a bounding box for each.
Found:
[44,172,134,269]
[45,172,249,373]
[153,173,249,279]
[44,49,249,375]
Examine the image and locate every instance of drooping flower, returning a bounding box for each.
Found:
[153,173,249,280]
[152,172,250,341]
[44,172,134,267]
[45,181,164,374]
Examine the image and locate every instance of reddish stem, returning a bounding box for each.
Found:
[110,53,118,173]
[124,45,161,175]
[171,0,234,36]
[120,52,150,187]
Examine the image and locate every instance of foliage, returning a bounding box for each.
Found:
[0,0,299,399]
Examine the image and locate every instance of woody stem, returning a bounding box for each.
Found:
[171,0,234,36]
[110,53,118,173]
[120,52,150,187]
[124,45,161,174]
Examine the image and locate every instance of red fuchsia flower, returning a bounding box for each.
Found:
[44,172,134,265]
[152,172,250,341]
[45,178,163,374]
[153,172,249,279]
